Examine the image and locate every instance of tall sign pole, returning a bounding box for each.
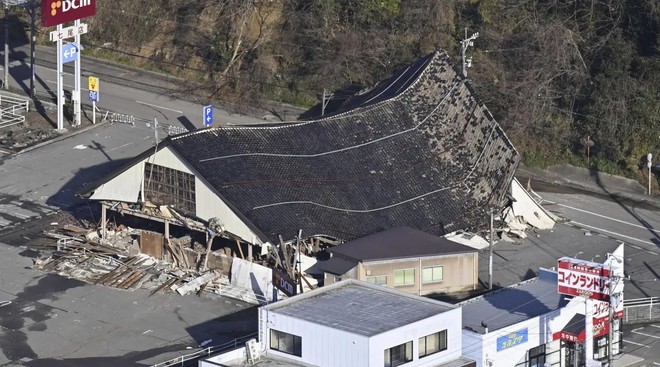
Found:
[42,0,96,131]
[73,18,81,126]
[3,5,8,90]
[56,23,63,130]
[29,0,36,97]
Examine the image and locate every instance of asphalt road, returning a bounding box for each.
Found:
[622,322,660,366]
[3,43,289,128]
[536,190,660,300]
[0,241,257,367]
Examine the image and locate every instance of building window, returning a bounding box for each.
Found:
[422,266,444,283]
[528,344,546,367]
[394,269,415,286]
[270,329,302,357]
[144,162,196,214]
[334,276,342,282]
[419,330,447,358]
[384,341,412,367]
[367,275,387,286]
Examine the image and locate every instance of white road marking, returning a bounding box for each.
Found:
[632,330,660,339]
[649,251,659,255]
[623,339,649,347]
[135,100,182,114]
[630,244,643,250]
[651,325,660,329]
[108,142,132,152]
[653,362,660,366]
[570,221,656,246]
[559,203,660,234]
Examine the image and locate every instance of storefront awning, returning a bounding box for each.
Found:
[553,314,585,343]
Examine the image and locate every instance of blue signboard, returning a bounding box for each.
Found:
[203,105,213,126]
[62,42,79,64]
[88,90,98,102]
[496,328,528,351]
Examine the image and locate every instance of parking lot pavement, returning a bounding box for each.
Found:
[0,244,257,367]
[621,323,660,365]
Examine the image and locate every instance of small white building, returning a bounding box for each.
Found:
[200,279,476,367]
[460,248,624,367]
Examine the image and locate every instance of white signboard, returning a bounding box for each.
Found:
[50,23,88,42]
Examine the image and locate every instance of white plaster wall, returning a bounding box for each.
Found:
[91,145,264,244]
[262,310,370,366]
[510,177,556,229]
[463,296,586,367]
[369,307,463,367]
[90,161,143,202]
[194,176,263,244]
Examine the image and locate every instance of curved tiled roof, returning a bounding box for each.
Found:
[169,50,519,242]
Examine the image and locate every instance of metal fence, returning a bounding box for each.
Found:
[0,94,29,129]
[150,332,258,367]
[623,297,660,324]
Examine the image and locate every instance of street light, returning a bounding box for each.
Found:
[590,255,601,262]
[573,251,584,259]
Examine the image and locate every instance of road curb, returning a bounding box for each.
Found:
[15,119,110,156]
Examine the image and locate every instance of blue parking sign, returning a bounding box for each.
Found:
[203,105,213,126]
[88,90,98,102]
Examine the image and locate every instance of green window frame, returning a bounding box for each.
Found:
[422,266,444,283]
[394,269,415,286]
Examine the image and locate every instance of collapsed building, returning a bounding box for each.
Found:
[74,49,554,299]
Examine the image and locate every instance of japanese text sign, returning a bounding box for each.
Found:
[558,258,611,301]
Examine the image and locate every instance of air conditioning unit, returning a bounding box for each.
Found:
[245,339,261,364]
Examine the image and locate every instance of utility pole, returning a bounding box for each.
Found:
[297,229,303,294]
[461,28,479,77]
[321,89,332,116]
[488,208,494,290]
[608,269,614,367]
[647,153,653,195]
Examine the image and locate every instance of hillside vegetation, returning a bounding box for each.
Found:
[77,1,659,178]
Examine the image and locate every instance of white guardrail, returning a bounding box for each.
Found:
[623,297,660,324]
[150,332,258,367]
[0,94,29,129]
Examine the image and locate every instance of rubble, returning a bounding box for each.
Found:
[32,214,235,299]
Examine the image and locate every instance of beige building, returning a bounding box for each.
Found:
[319,227,479,296]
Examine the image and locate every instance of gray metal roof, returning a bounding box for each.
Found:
[329,226,478,261]
[266,279,456,337]
[315,255,358,275]
[460,269,569,334]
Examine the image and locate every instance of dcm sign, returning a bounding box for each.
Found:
[42,0,96,27]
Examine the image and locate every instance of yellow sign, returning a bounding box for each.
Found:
[88,76,99,92]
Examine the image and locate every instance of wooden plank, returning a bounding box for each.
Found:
[175,272,216,295]
[236,239,245,260]
[149,277,177,297]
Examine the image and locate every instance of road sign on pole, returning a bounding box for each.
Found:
[88,90,98,102]
[88,76,98,92]
[203,105,213,127]
[62,42,79,63]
